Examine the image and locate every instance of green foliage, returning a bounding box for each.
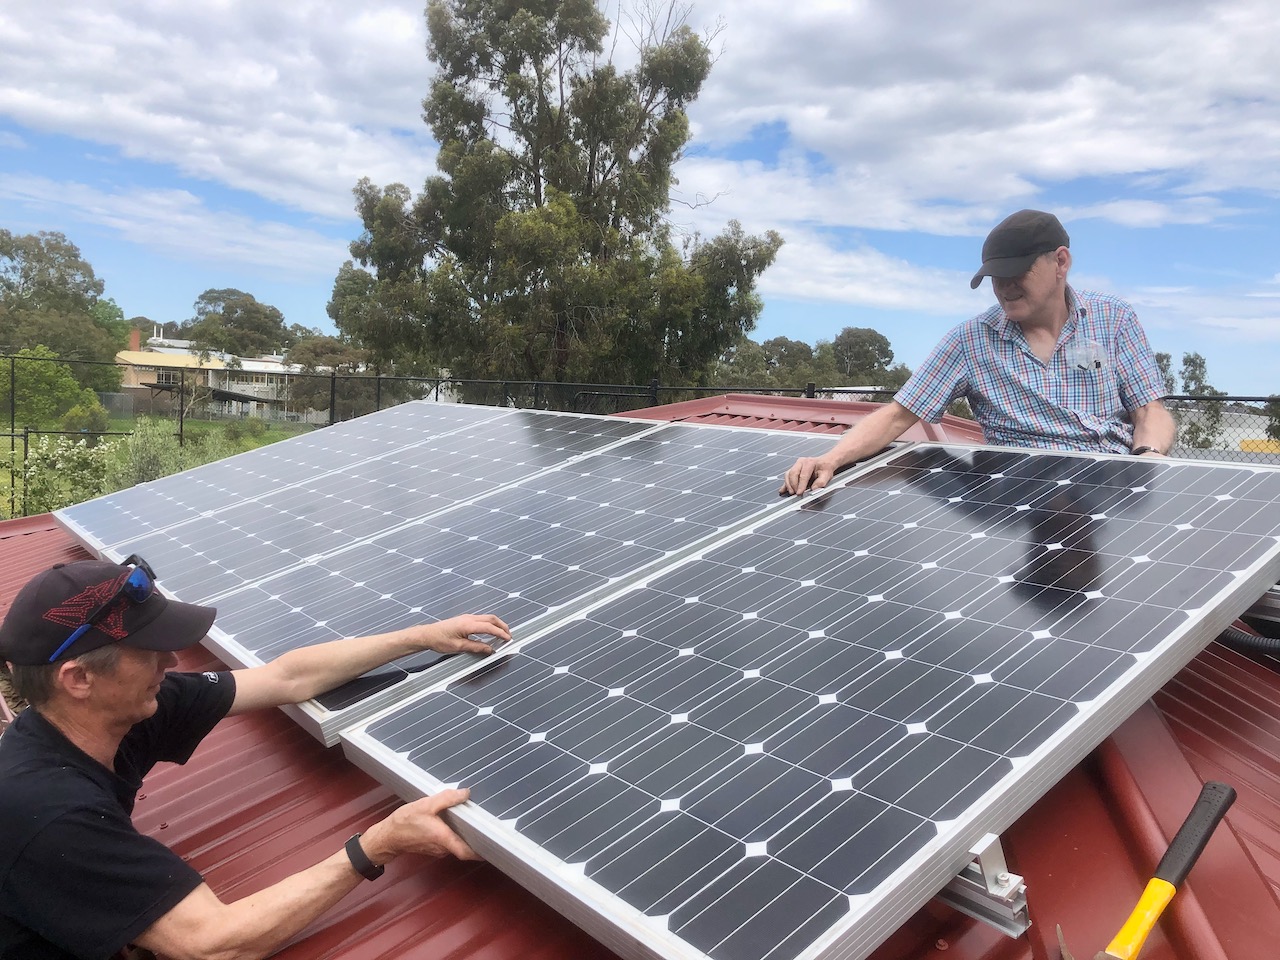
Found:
[0,230,122,391]
[1174,351,1226,449]
[3,346,85,425]
[222,416,269,443]
[182,288,292,358]
[91,419,232,496]
[90,298,130,347]
[0,229,103,314]
[1154,351,1177,396]
[831,327,894,383]
[284,334,386,418]
[709,326,911,395]
[59,392,111,445]
[103,418,185,488]
[1265,396,1280,443]
[335,0,782,388]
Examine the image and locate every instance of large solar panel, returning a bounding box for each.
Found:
[202,423,837,740]
[56,403,842,743]
[343,445,1280,960]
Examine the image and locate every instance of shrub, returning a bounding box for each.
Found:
[103,418,185,489]
[20,436,109,514]
[59,392,111,446]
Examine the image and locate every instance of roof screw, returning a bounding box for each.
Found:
[934,939,949,951]
[159,822,168,830]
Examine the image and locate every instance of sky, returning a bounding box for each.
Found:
[2,0,1279,394]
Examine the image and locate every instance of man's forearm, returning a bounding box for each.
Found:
[267,627,424,702]
[136,790,478,960]
[229,616,507,714]
[136,852,365,960]
[827,400,920,469]
[1130,400,1177,454]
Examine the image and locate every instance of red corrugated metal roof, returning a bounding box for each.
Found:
[3,396,1279,960]
[626,394,988,444]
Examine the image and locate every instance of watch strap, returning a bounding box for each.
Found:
[1131,445,1158,456]
[345,833,385,881]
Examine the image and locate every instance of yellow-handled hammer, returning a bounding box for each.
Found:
[1057,780,1236,960]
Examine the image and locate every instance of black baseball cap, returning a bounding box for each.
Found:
[970,209,1070,289]
[0,559,216,665]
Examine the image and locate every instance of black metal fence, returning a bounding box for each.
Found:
[3,352,1277,518]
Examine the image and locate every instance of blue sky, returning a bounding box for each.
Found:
[2,0,1279,393]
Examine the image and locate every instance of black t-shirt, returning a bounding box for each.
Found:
[0,671,236,960]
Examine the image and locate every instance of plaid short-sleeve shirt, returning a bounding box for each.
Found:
[895,287,1165,454]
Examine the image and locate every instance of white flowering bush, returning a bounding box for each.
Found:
[3,417,256,518]
[19,435,110,515]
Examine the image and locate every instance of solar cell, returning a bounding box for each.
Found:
[344,444,1280,960]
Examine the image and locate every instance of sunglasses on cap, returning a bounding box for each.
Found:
[47,555,158,663]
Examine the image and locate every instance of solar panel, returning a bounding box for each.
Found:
[57,403,841,743]
[203,423,837,741]
[57,404,652,602]
[56,401,517,585]
[343,445,1280,960]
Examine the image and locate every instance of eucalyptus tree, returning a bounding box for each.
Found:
[332,0,782,390]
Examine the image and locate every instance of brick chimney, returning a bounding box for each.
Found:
[129,327,141,351]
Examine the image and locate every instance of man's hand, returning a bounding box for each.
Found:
[363,788,482,864]
[413,614,511,656]
[780,455,840,496]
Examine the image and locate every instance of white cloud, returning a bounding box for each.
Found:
[689,0,1280,210]
[0,174,347,277]
[749,229,982,316]
[2,0,1279,393]
[0,1,438,218]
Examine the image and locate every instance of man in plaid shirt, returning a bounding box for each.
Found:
[781,210,1176,495]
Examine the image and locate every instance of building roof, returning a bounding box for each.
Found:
[3,394,1280,960]
[115,349,227,369]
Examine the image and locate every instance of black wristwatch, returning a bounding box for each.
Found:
[345,833,385,881]
[1131,445,1160,456]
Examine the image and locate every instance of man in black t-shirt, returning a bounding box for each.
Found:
[0,557,511,960]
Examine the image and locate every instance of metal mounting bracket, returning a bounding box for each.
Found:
[935,833,1030,938]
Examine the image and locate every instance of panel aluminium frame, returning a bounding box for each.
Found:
[205,420,846,744]
[341,444,1280,960]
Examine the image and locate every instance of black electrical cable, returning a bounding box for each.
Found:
[1217,623,1280,655]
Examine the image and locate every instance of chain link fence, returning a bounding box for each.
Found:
[2,352,1277,517]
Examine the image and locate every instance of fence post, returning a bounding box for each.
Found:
[533,381,542,409]
[329,371,338,425]
[375,375,383,412]
[805,382,816,399]
[178,369,186,446]
[8,356,15,518]
[21,426,29,518]
[649,378,659,406]
[502,382,509,407]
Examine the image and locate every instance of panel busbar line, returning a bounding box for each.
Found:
[202,422,838,742]
[343,445,1280,960]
